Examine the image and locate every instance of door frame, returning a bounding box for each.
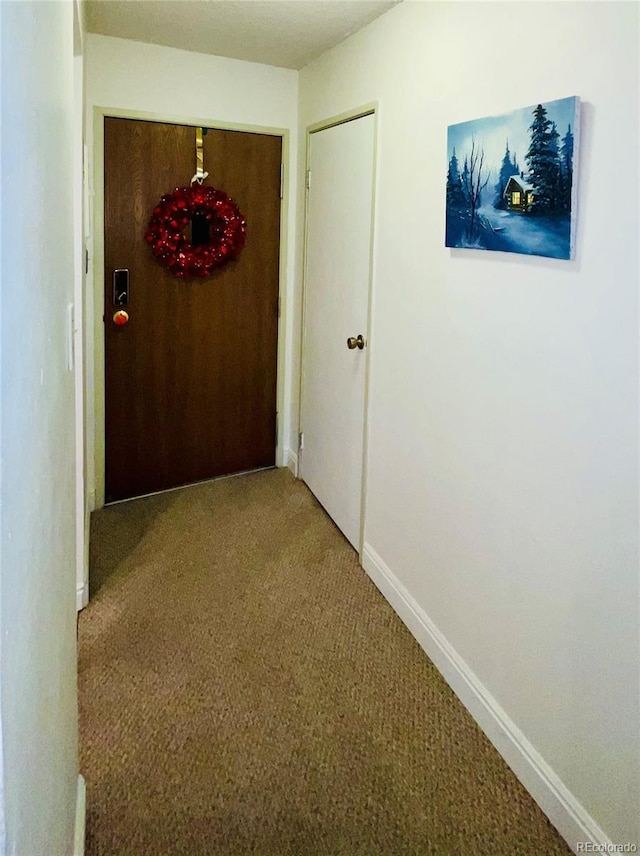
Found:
[298,103,379,560]
[88,106,291,510]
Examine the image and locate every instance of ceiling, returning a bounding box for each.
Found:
[84,0,401,70]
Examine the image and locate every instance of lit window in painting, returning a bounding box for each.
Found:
[512,191,521,205]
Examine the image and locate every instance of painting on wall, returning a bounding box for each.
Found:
[445,96,580,260]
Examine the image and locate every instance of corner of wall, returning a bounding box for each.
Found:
[361,543,620,855]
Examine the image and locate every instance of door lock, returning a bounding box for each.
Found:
[347,334,365,350]
[113,269,130,306]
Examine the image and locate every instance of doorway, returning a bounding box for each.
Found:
[299,110,376,551]
[103,117,282,502]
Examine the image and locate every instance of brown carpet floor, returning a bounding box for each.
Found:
[79,468,571,856]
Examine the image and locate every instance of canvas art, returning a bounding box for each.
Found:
[445,96,580,260]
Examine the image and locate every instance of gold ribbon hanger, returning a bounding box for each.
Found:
[190,127,209,185]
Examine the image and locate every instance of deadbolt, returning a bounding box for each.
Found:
[113,269,130,306]
[347,335,365,350]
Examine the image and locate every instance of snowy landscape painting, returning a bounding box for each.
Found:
[445,96,580,260]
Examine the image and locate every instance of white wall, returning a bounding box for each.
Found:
[85,34,298,508]
[0,1,79,853]
[298,1,639,849]
[0,3,4,848]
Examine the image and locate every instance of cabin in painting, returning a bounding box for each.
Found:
[504,174,534,213]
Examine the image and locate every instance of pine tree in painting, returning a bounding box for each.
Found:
[525,104,561,213]
[561,124,574,174]
[549,121,559,158]
[549,121,563,209]
[559,124,574,211]
[494,140,519,209]
[446,148,465,208]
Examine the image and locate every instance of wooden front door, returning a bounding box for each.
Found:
[104,118,281,502]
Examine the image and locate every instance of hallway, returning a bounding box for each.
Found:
[79,469,570,855]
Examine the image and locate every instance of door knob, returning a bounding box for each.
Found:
[113,310,129,326]
[347,334,365,350]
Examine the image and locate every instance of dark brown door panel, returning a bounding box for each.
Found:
[104,118,281,501]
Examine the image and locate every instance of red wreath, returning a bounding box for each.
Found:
[145,184,246,278]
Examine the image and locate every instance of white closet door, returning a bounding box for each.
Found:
[300,113,375,550]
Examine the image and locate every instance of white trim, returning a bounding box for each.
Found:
[361,543,616,856]
[76,583,88,612]
[74,774,86,856]
[76,509,90,611]
[73,0,85,56]
[73,52,89,612]
[285,447,298,476]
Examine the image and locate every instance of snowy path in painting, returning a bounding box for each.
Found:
[477,204,571,260]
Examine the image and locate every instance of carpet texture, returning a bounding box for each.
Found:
[79,468,572,856]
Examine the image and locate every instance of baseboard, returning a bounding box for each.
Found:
[76,583,88,611]
[361,543,615,856]
[76,509,90,612]
[285,447,298,477]
[74,774,86,856]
